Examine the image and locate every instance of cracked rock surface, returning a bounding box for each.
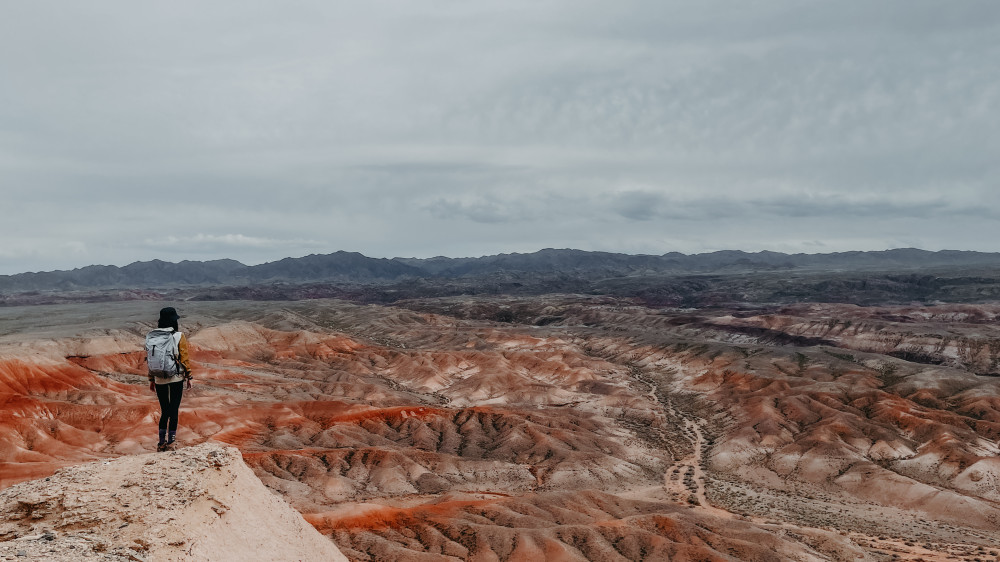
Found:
[0,442,347,561]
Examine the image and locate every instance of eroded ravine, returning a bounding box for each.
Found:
[3,298,1000,561]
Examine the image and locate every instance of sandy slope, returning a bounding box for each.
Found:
[0,442,347,562]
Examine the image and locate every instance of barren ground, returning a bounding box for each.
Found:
[2,297,1000,561]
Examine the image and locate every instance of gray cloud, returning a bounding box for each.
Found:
[427,198,528,224]
[1,1,998,274]
[609,190,996,222]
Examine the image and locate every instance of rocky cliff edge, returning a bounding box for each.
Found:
[0,442,348,561]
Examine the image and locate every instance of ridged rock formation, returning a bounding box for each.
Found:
[2,298,1000,561]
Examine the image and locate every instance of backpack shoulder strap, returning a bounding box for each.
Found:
[172,332,190,376]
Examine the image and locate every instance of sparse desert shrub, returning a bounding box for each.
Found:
[493,309,515,323]
[875,361,905,387]
[795,352,809,373]
[252,348,276,363]
[105,433,121,449]
[824,350,856,362]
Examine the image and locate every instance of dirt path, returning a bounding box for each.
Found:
[659,412,735,518]
[622,362,732,518]
[630,366,1000,562]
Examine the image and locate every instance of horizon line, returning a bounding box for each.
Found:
[2,246,996,278]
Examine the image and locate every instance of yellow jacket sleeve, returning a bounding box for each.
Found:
[178,333,192,375]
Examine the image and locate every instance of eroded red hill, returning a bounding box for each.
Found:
[2,297,999,561]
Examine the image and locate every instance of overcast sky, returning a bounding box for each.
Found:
[2,1,998,274]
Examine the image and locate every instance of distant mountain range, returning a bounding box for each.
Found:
[3,248,1000,293]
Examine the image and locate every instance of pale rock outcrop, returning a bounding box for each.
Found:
[0,442,347,561]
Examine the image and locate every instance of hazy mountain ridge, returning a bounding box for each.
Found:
[4,248,1000,293]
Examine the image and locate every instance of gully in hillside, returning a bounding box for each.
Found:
[145,307,193,452]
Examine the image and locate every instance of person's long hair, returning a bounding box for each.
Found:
[157,317,179,331]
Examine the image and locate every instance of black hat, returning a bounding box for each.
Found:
[158,307,181,323]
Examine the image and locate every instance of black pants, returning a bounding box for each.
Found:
[155,380,184,433]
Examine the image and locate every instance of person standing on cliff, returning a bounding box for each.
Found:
[145,307,193,452]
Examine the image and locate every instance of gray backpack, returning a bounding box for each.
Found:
[145,329,185,376]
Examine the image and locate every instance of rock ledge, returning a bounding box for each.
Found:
[0,442,347,561]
